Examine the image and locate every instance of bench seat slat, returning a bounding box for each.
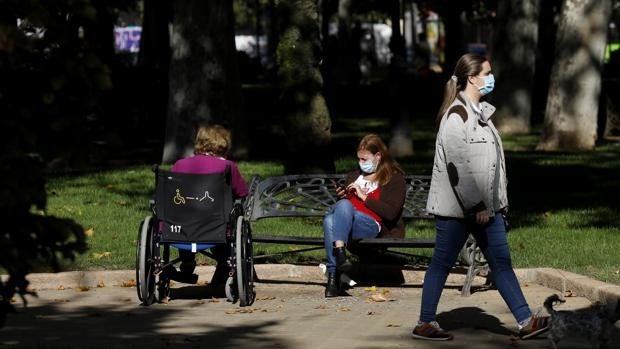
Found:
[252,235,435,248]
[253,235,324,245]
[357,238,435,248]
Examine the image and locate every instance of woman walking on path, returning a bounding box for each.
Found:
[411,53,549,341]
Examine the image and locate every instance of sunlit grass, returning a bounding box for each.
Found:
[44,135,620,284]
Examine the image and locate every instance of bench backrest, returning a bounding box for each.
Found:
[244,174,432,222]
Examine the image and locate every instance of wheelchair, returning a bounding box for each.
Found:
[136,166,255,306]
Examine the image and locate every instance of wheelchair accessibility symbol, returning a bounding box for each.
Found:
[173,188,215,205]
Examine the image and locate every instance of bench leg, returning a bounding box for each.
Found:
[459,235,489,297]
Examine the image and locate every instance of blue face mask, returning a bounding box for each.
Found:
[359,158,378,174]
[476,74,495,96]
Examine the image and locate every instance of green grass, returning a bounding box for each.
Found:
[44,126,620,285]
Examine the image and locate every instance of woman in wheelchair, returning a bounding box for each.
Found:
[171,124,249,284]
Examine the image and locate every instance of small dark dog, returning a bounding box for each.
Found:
[544,294,619,349]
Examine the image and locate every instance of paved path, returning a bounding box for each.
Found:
[1,265,619,348]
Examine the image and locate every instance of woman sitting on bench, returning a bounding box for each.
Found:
[323,133,406,297]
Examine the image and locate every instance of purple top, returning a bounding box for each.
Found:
[171,154,249,199]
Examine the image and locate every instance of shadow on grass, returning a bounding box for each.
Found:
[506,149,620,229]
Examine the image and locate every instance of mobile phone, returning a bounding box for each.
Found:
[330,179,343,191]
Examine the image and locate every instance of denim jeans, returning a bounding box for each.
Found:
[323,199,380,273]
[419,214,531,324]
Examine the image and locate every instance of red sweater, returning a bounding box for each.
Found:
[343,170,406,238]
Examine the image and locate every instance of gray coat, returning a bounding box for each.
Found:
[426,91,508,218]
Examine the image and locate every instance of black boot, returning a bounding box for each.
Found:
[325,272,340,297]
[333,246,352,272]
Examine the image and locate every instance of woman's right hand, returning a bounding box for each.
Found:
[335,185,348,199]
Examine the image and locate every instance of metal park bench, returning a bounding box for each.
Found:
[243,174,489,296]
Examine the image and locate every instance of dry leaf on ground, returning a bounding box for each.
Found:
[120,279,137,287]
[364,286,378,293]
[92,251,112,259]
[370,294,387,302]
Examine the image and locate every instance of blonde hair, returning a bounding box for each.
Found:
[357,134,404,186]
[436,53,488,123]
[193,124,231,157]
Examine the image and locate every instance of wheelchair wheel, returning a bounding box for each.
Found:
[235,216,255,307]
[155,244,171,303]
[136,216,157,305]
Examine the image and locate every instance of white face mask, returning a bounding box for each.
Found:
[359,159,376,173]
[475,74,495,96]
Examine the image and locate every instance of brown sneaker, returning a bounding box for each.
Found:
[519,315,550,339]
[411,321,454,341]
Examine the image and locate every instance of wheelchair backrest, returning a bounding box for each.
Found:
[155,168,233,244]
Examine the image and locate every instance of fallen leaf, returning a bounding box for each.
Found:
[364,286,378,293]
[93,251,112,259]
[96,280,105,288]
[256,296,276,301]
[386,324,401,327]
[75,285,90,292]
[367,311,376,315]
[564,290,574,297]
[314,304,328,309]
[225,310,237,314]
[370,294,387,302]
[120,279,136,287]
[338,307,350,312]
[208,298,220,303]
[196,300,205,305]
[105,184,114,190]
[84,228,95,237]
[57,285,65,290]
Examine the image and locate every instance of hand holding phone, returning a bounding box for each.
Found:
[331,180,347,199]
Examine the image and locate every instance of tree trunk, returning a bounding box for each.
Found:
[537,0,611,151]
[387,0,413,158]
[277,0,334,174]
[138,0,171,146]
[336,0,355,84]
[531,0,562,125]
[162,0,246,164]
[490,0,539,134]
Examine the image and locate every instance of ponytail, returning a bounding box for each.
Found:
[435,78,458,124]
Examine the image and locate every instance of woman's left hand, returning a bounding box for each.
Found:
[475,210,490,225]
